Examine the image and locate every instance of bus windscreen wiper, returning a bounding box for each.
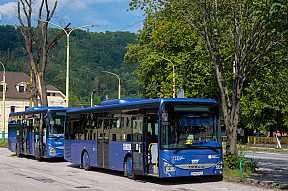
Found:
[204,146,220,153]
[174,144,188,154]
[192,146,220,153]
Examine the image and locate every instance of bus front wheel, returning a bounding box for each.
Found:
[125,157,136,179]
[82,151,91,171]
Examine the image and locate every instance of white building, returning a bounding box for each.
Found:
[0,71,66,139]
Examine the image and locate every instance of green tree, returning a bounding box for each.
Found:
[125,5,218,100]
[240,61,288,134]
[129,0,287,154]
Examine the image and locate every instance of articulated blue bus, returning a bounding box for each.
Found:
[64,98,223,179]
[8,107,76,160]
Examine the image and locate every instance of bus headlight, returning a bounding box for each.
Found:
[164,162,176,172]
[49,147,56,156]
[216,161,223,170]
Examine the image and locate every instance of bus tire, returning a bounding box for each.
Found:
[82,151,91,171]
[126,157,136,179]
[215,174,223,181]
[16,146,22,157]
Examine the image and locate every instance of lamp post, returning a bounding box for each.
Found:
[38,20,97,107]
[90,88,97,107]
[102,71,121,99]
[154,55,176,98]
[0,61,5,142]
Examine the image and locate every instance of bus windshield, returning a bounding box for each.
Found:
[160,102,220,150]
[47,111,66,138]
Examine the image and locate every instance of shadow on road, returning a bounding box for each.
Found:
[11,154,66,163]
[66,164,222,185]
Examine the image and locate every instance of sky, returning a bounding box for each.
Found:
[0,0,145,33]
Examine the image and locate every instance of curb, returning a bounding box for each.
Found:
[224,175,288,190]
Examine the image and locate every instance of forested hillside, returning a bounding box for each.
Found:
[0,25,140,106]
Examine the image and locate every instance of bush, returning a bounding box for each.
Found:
[224,151,258,174]
[0,139,8,147]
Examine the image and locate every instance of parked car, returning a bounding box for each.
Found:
[255,133,266,137]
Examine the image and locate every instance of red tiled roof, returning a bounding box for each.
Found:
[0,71,62,99]
[0,71,30,99]
[46,84,60,91]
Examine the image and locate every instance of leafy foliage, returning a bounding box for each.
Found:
[127,0,288,155]
[125,4,219,99]
[224,151,258,173]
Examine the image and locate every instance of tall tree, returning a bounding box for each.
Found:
[130,0,287,154]
[125,6,218,100]
[15,0,68,106]
[240,61,288,134]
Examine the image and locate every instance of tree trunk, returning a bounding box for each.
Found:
[35,72,48,106]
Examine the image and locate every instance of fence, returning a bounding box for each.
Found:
[247,136,288,144]
[221,136,288,144]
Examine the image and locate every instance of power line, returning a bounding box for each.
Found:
[119,20,144,31]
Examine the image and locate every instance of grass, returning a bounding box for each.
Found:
[239,145,288,153]
[0,139,8,147]
[223,167,254,178]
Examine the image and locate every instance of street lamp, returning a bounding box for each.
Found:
[38,19,98,107]
[0,61,5,142]
[154,55,176,98]
[102,71,121,99]
[90,88,97,107]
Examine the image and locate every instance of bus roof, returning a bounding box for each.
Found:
[67,98,217,115]
[9,107,79,116]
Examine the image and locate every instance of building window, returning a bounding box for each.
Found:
[53,93,56,96]
[19,86,24,92]
[10,106,16,113]
[0,85,3,91]
[25,106,29,111]
[47,93,50,96]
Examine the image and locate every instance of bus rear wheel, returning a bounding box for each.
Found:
[16,146,22,157]
[82,151,91,171]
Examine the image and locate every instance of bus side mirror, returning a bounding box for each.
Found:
[161,112,168,126]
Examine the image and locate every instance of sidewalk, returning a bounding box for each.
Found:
[246,143,288,151]
[224,143,288,190]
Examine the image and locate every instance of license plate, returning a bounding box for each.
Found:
[190,171,203,176]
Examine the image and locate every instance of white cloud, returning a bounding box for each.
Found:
[0,2,18,18]
[57,0,131,11]
[57,0,87,10]
[0,0,59,19]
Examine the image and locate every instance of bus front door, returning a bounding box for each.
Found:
[132,116,145,176]
[97,118,110,168]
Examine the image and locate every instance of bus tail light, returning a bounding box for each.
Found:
[164,162,175,172]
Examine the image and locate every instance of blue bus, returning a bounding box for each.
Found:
[64,98,223,179]
[8,107,76,160]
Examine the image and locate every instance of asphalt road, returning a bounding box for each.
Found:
[0,148,276,191]
[245,150,288,185]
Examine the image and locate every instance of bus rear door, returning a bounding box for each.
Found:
[34,118,42,159]
[131,116,145,176]
[16,118,23,156]
[23,119,29,155]
[97,118,110,168]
